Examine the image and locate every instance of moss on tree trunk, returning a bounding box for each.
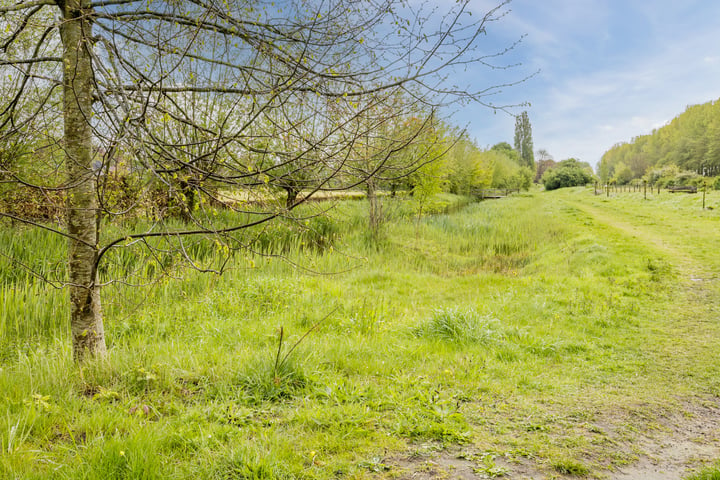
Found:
[60,0,107,361]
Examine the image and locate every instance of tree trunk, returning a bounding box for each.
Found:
[366,178,382,241]
[179,179,197,222]
[284,186,299,209]
[60,0,107,361]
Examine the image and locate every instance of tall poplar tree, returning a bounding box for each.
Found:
[514,110,535,169]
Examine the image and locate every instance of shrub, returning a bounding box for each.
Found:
[542,165,594,191]
[646,166,705,188]
[413,308,503,344]
[0,186,64,222]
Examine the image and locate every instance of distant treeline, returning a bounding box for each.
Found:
[599,98,720,185]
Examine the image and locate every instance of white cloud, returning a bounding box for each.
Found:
[517,3,720,166]
[452,1,720,169]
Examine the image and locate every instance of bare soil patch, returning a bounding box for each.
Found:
[388,400,720,479]
[611,400,720,480]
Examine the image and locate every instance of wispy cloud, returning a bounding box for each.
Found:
[458,0,720,167]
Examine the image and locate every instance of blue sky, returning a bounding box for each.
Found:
[453,0,720,168]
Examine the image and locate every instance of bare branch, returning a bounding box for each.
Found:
[0,212,94,247]
[0,56,62,65]
[0,0,54,14]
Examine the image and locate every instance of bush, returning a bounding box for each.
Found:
[542,165,594,191]
[674,170,703,187]
[646,166,705,188]
[412,308,504,344]
[0,186,64,222]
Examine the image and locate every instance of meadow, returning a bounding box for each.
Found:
[1,187,720,479]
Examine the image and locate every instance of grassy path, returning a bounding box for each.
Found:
[565,191,720,383]
[563,194,719,370]
[557,190,720,479]
[397,189,720,479]
[564,191,719,276]
[565,200,702,274]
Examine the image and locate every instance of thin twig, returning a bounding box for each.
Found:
[277,306,339,372]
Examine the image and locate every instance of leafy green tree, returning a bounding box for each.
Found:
[345,106,443,241]
[611,162,634,185]
[646,165,702,188]
[488,143,536,190]
[645,165,679,187]
[704,106,720,170]
[491,142,520,163]
[562,158,595,174]
[514,111,535,169]
[410,129,449,222]
[445,135,494,195]
[598,151,614,183]
[515,166,534,190]
[601,98,720,179]
[491,152,521,188]
[542,159,595,190]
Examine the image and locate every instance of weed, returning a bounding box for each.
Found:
[344,298,386,335]
[552,458,590,476]
[358,456,391,473]
[126,365,159,394]
[394,384,472,445]
[686,464,720,480]
[473,453,510,478]
[271,307,335,383]
[413,307,504,345]
[237,311,334,403]
[646,256,673,281]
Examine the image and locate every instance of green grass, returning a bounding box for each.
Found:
[687,464,720,480]
[2,189,720,478]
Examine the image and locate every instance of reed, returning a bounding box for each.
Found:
[1,189,719,479]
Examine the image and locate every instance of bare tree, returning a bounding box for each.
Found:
[338,92,440,241]
[0,0,528,360]
[534,149,555,183]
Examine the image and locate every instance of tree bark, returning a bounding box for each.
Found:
[284,186,299,209]
[366,178,382,241]
[59,0,107,361]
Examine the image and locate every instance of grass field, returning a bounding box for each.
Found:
[1,186,720,479]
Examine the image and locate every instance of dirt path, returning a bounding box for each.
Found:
[393,400,720,479]
[389,197,720,480]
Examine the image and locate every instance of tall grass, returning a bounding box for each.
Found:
[0,202,343,349]
[422,197,565,269]
[413,307,504,344]
[2,189,719,479]
[0,223,66,285]
[0,284,67,350]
